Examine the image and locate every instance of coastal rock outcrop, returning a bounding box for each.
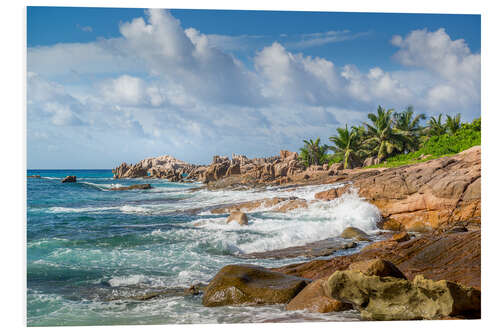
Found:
[273,230,481,290]
[202,265,310,307]
[324,270,480,320]
[112,155,199,180]
[315,146,481,232]
[61,176,76,183]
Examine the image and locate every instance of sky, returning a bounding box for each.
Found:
[26,7,481,169]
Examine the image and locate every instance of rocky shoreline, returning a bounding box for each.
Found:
[112,146,481,320]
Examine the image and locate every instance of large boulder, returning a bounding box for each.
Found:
[226,212,248,226]
[340,227,370,241]
[202,265,310,307]
[324,270,480,320]
[286,278,352,313]
[61,176,76,183]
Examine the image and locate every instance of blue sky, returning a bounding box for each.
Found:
[27,7,481,168]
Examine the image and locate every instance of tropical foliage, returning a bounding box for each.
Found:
[300,105,481,169]
[299,138,329,167]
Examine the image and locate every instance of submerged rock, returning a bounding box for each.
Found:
[226,212,248,225]
[27,175,41,178]
[61,176,76,183]
[109,184,152,191]
[324,270,480,320]
[340,227,370,241]
[202,264,310,307]
[241,238,357,260]
[286,278,352,313]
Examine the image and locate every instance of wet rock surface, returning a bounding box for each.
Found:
[239,238,358,260]
[109,184,152,191]
[202,264,310,307]
[61,176,77,183]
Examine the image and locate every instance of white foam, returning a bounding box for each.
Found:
[108,274,150,287]
[119,205,150,214]
[193,187,380,254]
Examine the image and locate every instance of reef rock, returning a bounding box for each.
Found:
[109,184,152,191]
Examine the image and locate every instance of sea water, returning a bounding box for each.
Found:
[27,170,381,326]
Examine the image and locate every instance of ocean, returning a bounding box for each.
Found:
[27,169,381,326]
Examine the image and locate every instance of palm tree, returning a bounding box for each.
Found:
[427,114,447,137]
[329,125,365,169]
[393,106,426,152]
[363,106,406,161]
[445,113,462,135]
[299,138,329,167]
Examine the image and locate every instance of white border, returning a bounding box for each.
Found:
[3,0,499,332]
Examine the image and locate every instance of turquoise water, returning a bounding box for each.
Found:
[27,170,381,326]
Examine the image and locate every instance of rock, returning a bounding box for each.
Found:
[324,270,480,320]
[211,197,303,214]
[27,175,41,178]
[347,259,406,279]
[391,231,411,242]
[340,227,370,241]
[202,265,310,307]
[61,176,76,183]
[241,238,357,260]
[354,146,481,231]
[109,184,152,191]
[226,212,248,225]
[314,185,350,201]
[286,278,352,313]
[273,230,481,290]
[113,155,198,179]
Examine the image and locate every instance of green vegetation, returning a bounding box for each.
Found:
[298,106,481,169]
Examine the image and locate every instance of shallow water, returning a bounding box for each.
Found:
[27,169,381,326]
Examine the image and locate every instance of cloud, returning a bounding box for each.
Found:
[391,28,480,111]
[285,30,370,49]
[26,10,480,168]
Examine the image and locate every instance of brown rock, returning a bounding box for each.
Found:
[286,279,352,313]
[391,231,411,242]
[348,259,406,279]
[226,212,248,225]
[273,230,481,290]
[340,227,370,241]
[314,185,351,201]
[202,265,310,307]
[61,176,76,183]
